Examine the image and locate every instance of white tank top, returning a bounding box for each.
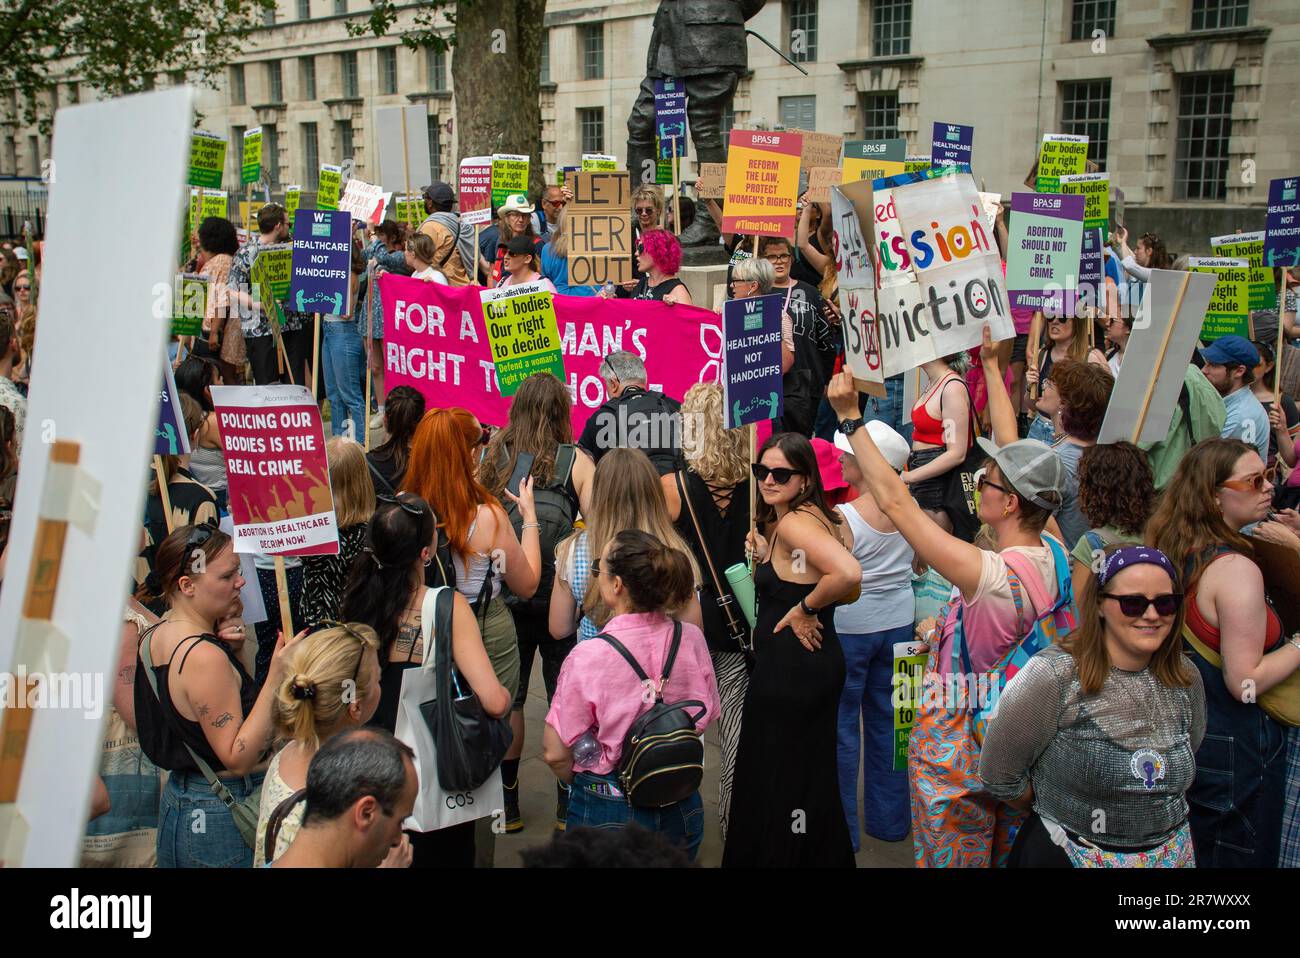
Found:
[833,502,916,634]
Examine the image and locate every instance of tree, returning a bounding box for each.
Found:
[349,0,547,197]
[0,0,275,131]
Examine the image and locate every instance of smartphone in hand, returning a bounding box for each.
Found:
[506,452,536,497]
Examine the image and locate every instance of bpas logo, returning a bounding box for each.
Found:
[861,144,887,154]
[50,889,151,938]
[1032,197,1060,209]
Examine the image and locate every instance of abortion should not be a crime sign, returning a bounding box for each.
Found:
[1006,192,1085,315]
[480,280,565,396]
[722,294,784,428]
[212,385,339,556]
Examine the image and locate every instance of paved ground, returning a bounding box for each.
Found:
[490,655,915,868]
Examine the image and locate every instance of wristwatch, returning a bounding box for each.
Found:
[799,598,819,617]
[839,417,865,436]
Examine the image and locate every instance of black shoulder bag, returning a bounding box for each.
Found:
[676,471,752,652]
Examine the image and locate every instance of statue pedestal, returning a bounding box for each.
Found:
[680,261,730,313]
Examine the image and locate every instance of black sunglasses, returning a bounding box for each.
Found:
[751,463,804,485]
[377,493,425,516]
[977,475,1011,496]
[1101,593,1183,617]
[172,520,219,590]
[317,619,372,682]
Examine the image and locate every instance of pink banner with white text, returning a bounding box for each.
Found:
[379,275,723,430]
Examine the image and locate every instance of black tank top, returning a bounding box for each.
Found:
[634,277,685,301]
[134,628,258,773]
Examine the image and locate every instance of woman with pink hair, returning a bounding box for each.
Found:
[609,228,693,306]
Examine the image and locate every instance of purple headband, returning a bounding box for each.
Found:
[1097,546,1178,590]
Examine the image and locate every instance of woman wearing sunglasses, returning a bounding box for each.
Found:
[254,623,403,866]
[341,493,511,867]
[827,361,1076,868]
[725,258,794,374]
[722,433,860,868]
[1024,312,1109,445]
[611,228,692,306]
[1148,438,1300,867]
[134,523,302,868]
[980,546,1204,867]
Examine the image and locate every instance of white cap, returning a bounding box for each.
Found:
[13,247,26,261]
[835,421,910,472]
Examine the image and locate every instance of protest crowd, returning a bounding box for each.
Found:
[5,114,1300,875]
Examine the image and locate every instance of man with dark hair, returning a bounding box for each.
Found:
[0,307,24,458]
[226,202,312,385]
[1201,334,1270,464]
[273,728,417,869]
[417,181,471,286]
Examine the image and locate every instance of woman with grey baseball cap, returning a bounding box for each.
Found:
[828,360,1078,868]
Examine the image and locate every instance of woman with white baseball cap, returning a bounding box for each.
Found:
[827,344,1078,868]
[831,420,917,849]
[482,194,541,286]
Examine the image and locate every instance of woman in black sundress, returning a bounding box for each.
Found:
[722,432,860,868]
[300,437,376,627]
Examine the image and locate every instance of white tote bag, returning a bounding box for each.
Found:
[394,587,503,833]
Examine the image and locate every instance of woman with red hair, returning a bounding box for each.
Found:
[610,228,693,306]
[403,407,542,706]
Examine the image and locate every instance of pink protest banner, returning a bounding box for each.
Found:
[459,156,493,226]
[210,384,339,556]
[379,275,722,431]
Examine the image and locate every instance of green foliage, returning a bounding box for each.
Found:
[345,0,457,52]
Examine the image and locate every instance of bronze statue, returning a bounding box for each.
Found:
[626,0,766,245]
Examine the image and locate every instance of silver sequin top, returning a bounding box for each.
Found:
[979,646,1206,848]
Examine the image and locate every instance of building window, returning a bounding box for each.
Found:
[779,95,816,130]
[340,51,358,97]
[428,116,442,179]
[169,70,185,87]
[578,107,605,154]
[337,119,354,161]
[267,60,283,102]
[871,0,911,57]
[230,64,246,105]
[581,24,604,81]
[1070,0,1115,41]
[861,92,899,139]
[1060,79,1111,170]
[263,124,279,187]
[66,82,79,104]
[1191,0,1249,31]
[302,123,319,190]
[334,0,346,13]
[263,4,275,27]
[300,57,316,101]
[721,102,736,138]
[379,47,398,95]
[297,0,310,18]
[28,136,40,176]
[786,1,818,63]
[427,46,447,92]
[1175,72,1234,200]
[540,30,550,84]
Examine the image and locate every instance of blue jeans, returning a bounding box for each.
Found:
[836,622,914,848]
[157,769,264,868]
[861,373,907,436]
[321,319,366,439]
[1026,414,1055,445]
[565,771,704,861]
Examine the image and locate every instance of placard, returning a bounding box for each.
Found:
[393,193,423,228]
[211,384,339,556]
[155,357,193,456]
[792,129,843,171]
[170,272,208,336]
[697,162,727,199]
[459,156,493,226]
[188,187,228,232]
[904,155,931,174]
[250,243,293,329]
[374,104,432,195]
[721,129,803,238]
[284,184,302,228]
[1006,192,1085,315]
[1264,176,1300,267]
[654,78,687,159]
[239,199,267,233]
[655,142,674,186]
[1187,257,1251,342]
[1035,133,1088,193]
[241,127,262,185]
[556,164,580,186]
[339,178,390,226]
[289,209,353,315]
[931,122,973,167]
[1058,172,1109,231]
[1210,232,1278,311]
[842,138,906,184]
[581,154,619,172]
[491,153,529,210]
[832,179,883,395]
[564,170,633,286]
[722,294,784,428]
[480,280,565,396]
[317,164,342,210]
[806,166,841,203]
[892,640,928,771]
[188,130,227,189]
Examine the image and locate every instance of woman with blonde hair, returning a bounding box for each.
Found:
[253,622,402,866]
[551,447,702,644]
[661,383,752,840]
[405,232,447,284]
[301,437,376,627]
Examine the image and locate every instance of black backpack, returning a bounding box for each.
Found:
[596,622,707,808]
[498,444,578,614]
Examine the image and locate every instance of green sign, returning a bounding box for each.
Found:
[1188,256,1251,342]
[251,244,293,328]
[480,280,565,396]
[317,164,341,210]
[1211,232,1279,312]
[654,139,673,186]
[189,188,229,233]
[582,154,619,172]
[1035,133,1088,193]
[285,185,302,228]
[904,154,931,174]
[891,641,928,772]
[1058,172,1110,231]
[241,128,263,185]
[490,153,530,210]
[189,131,227,189]
[394,194,423,228]
[171,273,209,336]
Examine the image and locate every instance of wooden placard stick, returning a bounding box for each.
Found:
[1027,310,1045,401]
[1275,270,1290,398]
[153,455,175,535]
[364,262,374,450]
[400,108,414,230]
[671,137,681,236]
[272,556,295,644]
[1131,271,1192,445]
[311,313,321,401]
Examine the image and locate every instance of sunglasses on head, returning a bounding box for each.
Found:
[377,492,426,516]
[1220,473,1267,493]
[317,619,371,682]
[751,463,804,485]
[171,520,219,591]
[1101,592,1183,617]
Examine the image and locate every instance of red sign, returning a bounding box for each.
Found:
[459,156,493,226]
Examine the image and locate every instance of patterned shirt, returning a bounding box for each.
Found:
[300,523,367,627]
[0,374,25,460]
[228,238,307,339]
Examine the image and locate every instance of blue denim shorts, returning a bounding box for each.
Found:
[565,771,704,862]
[157,769,265,868]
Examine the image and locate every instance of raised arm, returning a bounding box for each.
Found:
[979,324,1019,447]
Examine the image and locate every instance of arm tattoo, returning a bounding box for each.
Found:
[196,703,211,719]
[393,622,424,660]
[117,666,134,685]
[235,738,247,752]
[211,712,234,728]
